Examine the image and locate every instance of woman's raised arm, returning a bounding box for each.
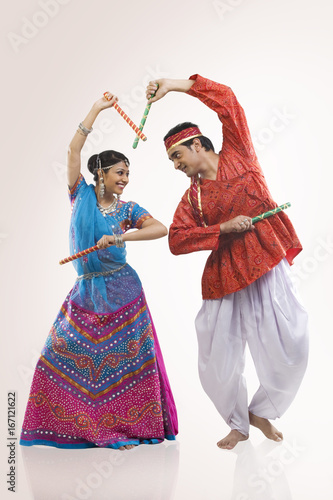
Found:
[67,93,118,189]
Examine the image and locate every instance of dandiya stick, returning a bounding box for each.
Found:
[103,93,147,141]
[132,84,159,149]
[251,202,291,224]
[59,245,99,265]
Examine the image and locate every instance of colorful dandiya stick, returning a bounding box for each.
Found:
[103,92,147,141]
[132,84,159,149]
[59,245,99,265]
[251,202,291,224]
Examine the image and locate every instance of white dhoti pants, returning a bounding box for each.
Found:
[195,259,309,436]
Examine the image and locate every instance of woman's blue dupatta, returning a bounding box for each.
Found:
[68,183,128,311]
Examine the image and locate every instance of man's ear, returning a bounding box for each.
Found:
[192,138,202,151]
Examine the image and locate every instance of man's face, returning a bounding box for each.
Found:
[168,144,202,177]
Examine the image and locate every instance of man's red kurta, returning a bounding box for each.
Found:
[169,74,302,299]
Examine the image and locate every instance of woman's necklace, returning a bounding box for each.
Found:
[97,196,118,217]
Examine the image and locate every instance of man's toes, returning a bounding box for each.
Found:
[217,439,233,450]
[217,440,226,448]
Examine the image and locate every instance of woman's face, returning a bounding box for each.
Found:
[103,161,130,196]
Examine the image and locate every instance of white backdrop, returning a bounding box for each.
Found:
[1,1,333,499]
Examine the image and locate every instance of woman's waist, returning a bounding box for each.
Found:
[76,262,128,281]
[75,252,127,274]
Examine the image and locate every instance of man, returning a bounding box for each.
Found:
[146,74,309,450]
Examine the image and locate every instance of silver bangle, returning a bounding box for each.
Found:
[114,234,124,248]
[78,122,93,135]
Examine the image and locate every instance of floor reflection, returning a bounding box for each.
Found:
[21,441,180,500]
[230,439,293,499]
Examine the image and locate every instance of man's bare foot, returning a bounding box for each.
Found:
[118,444,137,450]
[217,430,248,450]
[249,412,283,442]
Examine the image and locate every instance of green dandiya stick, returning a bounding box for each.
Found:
[251,202,291,224]
[132,84,159,149]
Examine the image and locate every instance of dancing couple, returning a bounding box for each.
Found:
[21,74,308,451]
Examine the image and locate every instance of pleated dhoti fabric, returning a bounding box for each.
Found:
[195,258,309,436]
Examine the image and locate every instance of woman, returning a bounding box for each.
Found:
[20,92,178,450]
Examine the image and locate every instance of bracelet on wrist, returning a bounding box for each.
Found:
[114,234,124,248]
[78,122,93,136]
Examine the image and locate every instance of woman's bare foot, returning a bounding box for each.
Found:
[249,412,283,441]
[118,444,137,450]
[217,430,248,450]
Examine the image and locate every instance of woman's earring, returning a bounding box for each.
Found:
[99,175,105,198]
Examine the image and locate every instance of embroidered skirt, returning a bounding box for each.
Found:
[20,274,178,449]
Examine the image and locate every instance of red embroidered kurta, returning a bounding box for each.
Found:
[169,74,302,299]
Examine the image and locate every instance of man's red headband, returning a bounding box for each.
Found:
[164,127,202,155]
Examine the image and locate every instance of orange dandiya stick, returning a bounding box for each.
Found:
[59,245,99,265]
[103,92,147,141]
